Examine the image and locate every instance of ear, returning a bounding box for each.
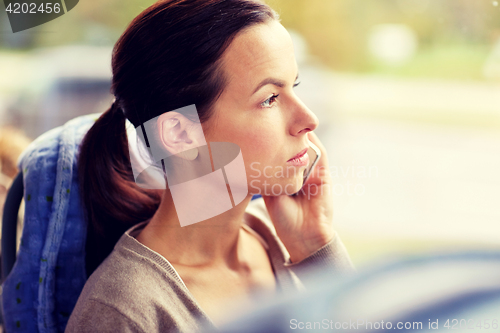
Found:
[157,112,204,160]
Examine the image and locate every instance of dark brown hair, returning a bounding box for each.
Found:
[78,0,277,276]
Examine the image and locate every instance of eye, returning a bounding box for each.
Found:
[261,94,279,108]
[293,81,301,88]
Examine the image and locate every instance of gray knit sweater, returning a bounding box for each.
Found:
[65,199,354,333]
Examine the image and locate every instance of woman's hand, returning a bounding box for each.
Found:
[262,132,335,263]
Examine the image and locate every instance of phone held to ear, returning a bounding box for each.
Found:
[291,142,321,196]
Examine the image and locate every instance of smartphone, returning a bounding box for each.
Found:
[291,142,321,196]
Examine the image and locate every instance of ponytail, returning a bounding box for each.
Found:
[78,101,161,277]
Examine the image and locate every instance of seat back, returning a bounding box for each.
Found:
[2,114,98,333]
[2,172,24,282]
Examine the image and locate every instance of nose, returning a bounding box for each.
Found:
[288,96,319,136]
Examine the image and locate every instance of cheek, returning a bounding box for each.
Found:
[208,107,286,165]
[234,118,284,159]
[242,130,278,157]
[240,131,294,186]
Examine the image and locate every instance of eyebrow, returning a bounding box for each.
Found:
[252,73,299,95]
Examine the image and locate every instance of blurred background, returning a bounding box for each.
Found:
[0,0,499,265]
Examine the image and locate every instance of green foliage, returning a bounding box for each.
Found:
[367,44,491,80]
[266,0,500,78]
[2,0,499,80]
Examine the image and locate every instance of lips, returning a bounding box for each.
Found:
[287,148,308,162]
[287,148,309,167]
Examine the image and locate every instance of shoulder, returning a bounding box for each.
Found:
[245,198,355,280]
[67,229,205,332]
[66,298,143,333]
[80,233,186,306]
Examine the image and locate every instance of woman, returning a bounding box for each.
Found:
[66,0,354,331]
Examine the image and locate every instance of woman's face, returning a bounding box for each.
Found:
[203,21,319,196]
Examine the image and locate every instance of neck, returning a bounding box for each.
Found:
[136,189,254,268]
